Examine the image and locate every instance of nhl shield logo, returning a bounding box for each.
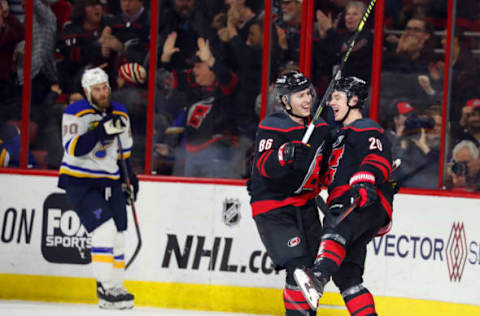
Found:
[222,198,241,226]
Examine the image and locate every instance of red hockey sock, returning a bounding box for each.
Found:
[344,287,377,316]
[316,238,346,271]
[283,287,313,315]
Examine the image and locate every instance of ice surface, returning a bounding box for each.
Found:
[0,300,267,316]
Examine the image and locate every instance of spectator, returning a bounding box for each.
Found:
[452,98,480,147]
[49,0,72,31]
[276,0,326,89]
[0,0,23,102]
[390,0,432,30]
[392,105,442,189]
[14,0,58,151]
[215,0,256,67]
[383,17,433,67]
[276,0,303,63]
[380,17,435,122]
[316,1,373,83]
[0,120,38,168]
[446,140,480,191]
[7,0,24,22]
[157,0,211,71]
[112,62,149,172]
[385,100,416,146]
[218,15,279,178]
[217,15,282,137]
[158,34,239,178]
[315,0,349,32]
[108,0,149,64]
[56,0,113,94]
[440,29,480,124]
[416,52,444,108]
[224,0,256,41]
[16,0,58,107]
[43,91,84,169]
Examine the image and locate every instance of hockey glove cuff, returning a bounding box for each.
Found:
[349,172,377,208]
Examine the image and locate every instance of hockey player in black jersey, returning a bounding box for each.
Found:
[247,71,330,316]
[294,76,394,315]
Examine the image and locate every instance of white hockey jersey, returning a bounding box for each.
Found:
[59,99,132,184]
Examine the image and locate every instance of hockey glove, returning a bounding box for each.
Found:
[95,114,127,141]
[349,172,377,208]
[122,173,139,205]
[278,141,313,171]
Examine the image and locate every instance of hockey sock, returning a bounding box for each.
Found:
[342,284,377,316]
[283,286,315,316]
[112,231,126,287]
[91,219,116,289]
[315,233,347,274]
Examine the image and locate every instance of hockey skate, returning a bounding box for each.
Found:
[97,282,134,309]
[293,267,329,310]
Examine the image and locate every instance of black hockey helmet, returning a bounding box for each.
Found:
[333,76,368,108]
[274,71,312,107]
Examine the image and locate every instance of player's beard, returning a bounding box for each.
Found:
[91,94,110,110]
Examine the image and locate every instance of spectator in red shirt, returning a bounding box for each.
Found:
[0,0,23,101]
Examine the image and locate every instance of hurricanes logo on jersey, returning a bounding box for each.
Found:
[187,97,214,129]
[287,236,301,248]
[325,146,345,186]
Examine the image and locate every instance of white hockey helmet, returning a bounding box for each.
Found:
[81,67,110,103]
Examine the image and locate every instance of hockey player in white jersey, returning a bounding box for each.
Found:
[58,67,139,309]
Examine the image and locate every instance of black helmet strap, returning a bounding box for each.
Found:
[283,95,310,121]
[336,92,360,123]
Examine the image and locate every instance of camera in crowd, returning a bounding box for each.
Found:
[403,113,435,134]
[451,160,469,176]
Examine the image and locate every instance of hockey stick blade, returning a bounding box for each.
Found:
[293,268,321,311]
[117,136,142,270]
[334,197,360,227]
[125,200,142,270]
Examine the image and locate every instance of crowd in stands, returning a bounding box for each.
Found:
[1,0,480,191]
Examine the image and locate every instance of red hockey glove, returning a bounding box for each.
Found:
[278,141,313,170]
[349,172,377,208]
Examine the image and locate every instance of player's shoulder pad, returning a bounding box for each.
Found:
[258,112,305,132]
[313,116,329,128]
[111,101,129,120]
[345,118,384,134]
[64,99,95,117]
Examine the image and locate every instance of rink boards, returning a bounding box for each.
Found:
[0,173,479,316]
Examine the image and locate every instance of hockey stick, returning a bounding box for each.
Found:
[302,0,376,143]
[117,137,142,270]
[333,158,401,227]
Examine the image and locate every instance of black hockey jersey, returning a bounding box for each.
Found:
[170,60,238,152]
[325,118,394,232]
[109,10,149,63]
[248,112,331,217]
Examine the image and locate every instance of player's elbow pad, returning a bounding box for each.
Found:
[70,130,99,156]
